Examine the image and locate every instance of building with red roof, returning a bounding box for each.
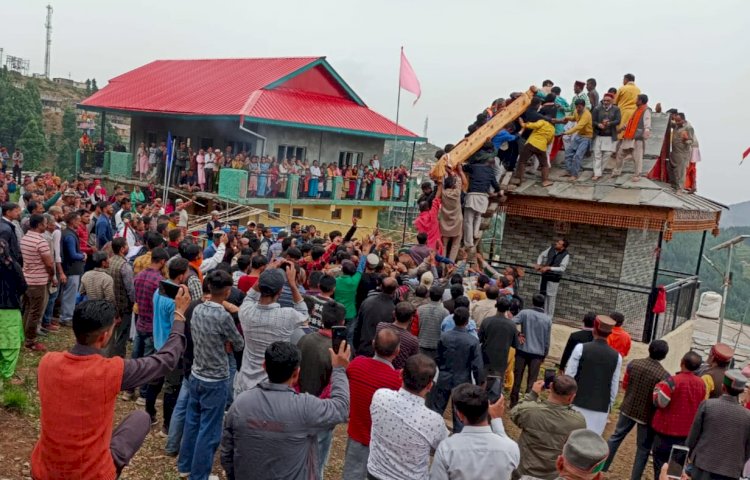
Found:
[78,56,425,232]
[79,56,424,163]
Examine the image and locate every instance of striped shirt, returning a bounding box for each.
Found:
[416,301,449,350]
[21,230,51,286]
[134,267,163,333]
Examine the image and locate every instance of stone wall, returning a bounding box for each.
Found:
[500,215,657,339]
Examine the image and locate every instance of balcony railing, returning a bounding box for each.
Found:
[76,151,416,205]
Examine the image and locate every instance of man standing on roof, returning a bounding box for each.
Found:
[591,92,621,180]
[698,343,734,399]
[561,99,594,181]
[668,113,694,192]
[511,99,556,188]
[615,73,641,139]
[612,94,651,182]
[534,239,570,318]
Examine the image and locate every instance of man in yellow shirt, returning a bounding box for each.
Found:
[512,98,556,188]
[561,99,594,181]
[614,73,641,139]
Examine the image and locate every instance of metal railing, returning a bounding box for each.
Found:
[645,275,700,342]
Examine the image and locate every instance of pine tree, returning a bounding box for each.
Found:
[91,78,99,93]
[85,79,91,95]
[55,107,78,176]
[16,118,48,171]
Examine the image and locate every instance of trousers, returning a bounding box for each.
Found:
[668,153,690,190]
[22,285,48,345]
[166,376,191,455]
[510,350,544,407]
[178,376,228,479]
[539,278,560,318]
[105,312,132,359]
[42,287,59,327]
[564,136,591,178]
[111,411,151,473]
[652,433,686,480]
[613,139,645,176]
[592,136,615,177]
[342,437,370,480]
[59,274,80,323]
[463,208,482,248]
[604,413,653,480]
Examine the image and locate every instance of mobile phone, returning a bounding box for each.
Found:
[160,280,180,299]
[331,326,347,353]
[543,368,556,389]
[666,445,689,479]
[486,376,502,403]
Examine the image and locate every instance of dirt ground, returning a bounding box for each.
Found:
[0,328,651,479]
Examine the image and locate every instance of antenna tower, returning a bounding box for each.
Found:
[44,4,53,78]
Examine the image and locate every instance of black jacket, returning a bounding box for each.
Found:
[436,328,485,386]
[0,257,27,309]
[0,218,22,266]
[462,162,500,194]
[559,329,594,371]
[353,292,395,357]
[479,314,519,377]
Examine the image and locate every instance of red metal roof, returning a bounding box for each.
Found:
[79,57,422,140]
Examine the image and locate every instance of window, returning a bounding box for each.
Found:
[331,208,342,220]
[278,145,306,161]
[269,208,281,219]
[338,151,364,168]
[353,208,363,219]
[292,208,303,217]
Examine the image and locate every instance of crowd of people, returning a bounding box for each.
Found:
[131,141,411,201]
[430,73,700,199]
[0,73,744,480]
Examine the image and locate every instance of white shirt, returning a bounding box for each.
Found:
[368,388,449,480]
[430,419,520,480]
[310,166,321,177]
[178,208,189,228]
[565,342,622,409]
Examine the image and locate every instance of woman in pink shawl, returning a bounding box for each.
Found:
[413,182,444,254]
[136,142,149,179]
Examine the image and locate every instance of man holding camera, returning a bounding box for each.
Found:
[510,375,585,480]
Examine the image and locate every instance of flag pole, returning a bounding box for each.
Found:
[387,47,403,231]
[162,138,176,206]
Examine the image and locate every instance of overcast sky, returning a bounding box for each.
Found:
[3,0,749,204]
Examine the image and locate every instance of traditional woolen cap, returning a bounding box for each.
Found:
[210,210,220,216]
[724,369,747,391]
[594,315,615,334]
[562,429,609,472]
[574,80,585,87]
[603,92,615,100]
[710,343,734,362]
[258,268,285,295]
[366,253,380,268]
[420,271,434,288]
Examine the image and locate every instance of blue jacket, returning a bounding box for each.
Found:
[491,130,517,150]
[436,327,485,386]
[96,214,113,249]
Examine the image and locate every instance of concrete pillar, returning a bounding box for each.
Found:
[373,179,382,200]
[288,174,300,200]
[332,176,343,200]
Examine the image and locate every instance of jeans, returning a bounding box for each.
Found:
[59,274,80,323]
[564,135,591,177]
[131,331,155,398]
[317,428,334,479]
[166,377,190,455]
[342,437,370,480]
[510,350,544,407]
[604,413,653,480]
[345,317,356,348]
[178,376,228,479]
[42,287,59,328]
[225,352,237,409]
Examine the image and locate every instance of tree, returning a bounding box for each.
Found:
[91,78,99,93]
[85,79,91,95]
[16,118,48,171]
[91,116,121,149]
[54,107,78,176]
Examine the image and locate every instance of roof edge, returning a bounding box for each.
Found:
[263,57,366,107]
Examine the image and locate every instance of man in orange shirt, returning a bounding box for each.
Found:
[607,311,632,358]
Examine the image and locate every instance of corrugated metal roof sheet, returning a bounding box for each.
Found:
[79,57,422,139]
[246,89,418,138]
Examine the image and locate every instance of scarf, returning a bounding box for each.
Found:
[623,104,648,140]
[189,259,204,283]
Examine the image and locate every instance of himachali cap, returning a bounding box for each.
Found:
[594,315,615,334]
[366,253,380,268]
[710,343,734,362]
[258,268,285,295]
[574,80,586,87]
[563,429,609,472]
[724,369,747,391]
[603,92,615,100]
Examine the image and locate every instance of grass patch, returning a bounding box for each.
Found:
[2,384,30,412]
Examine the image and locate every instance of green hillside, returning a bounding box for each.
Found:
[661,227,750,322]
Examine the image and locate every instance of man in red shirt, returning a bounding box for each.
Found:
[342,328,402,479]
[607,311,632,358]
[651,350,706,479]
[237,255,267,293]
